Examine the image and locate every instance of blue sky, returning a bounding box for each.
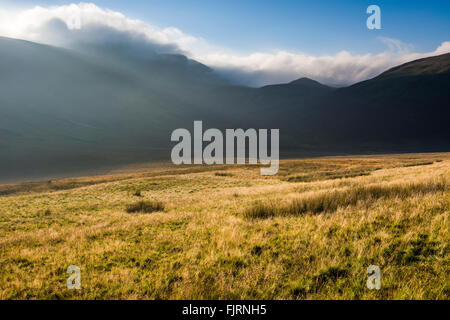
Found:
[1,1,449,86]
[3,0,450,56]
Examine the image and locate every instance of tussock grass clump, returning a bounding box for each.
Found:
[126,200,164,213]
[215,172,233,177]
[36,209,52,217]
[244,202,278,219]
[313,266,349,286]
[244,178,448,219]
[289,266,350,297]
[286,169,372,182]
[402,161,434,167]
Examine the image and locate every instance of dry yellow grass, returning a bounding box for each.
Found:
[0,153,449,299]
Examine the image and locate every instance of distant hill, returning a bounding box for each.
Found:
[310,53,450,150]
[376,53,450,79]
[0,36,225,181]
[209,53,449,151]
[0,36,449,181]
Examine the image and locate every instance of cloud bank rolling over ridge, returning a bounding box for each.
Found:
[0,2,449,87]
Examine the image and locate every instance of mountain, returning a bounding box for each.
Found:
[0,37,226,181]
[310,53,450,150]
[376,53,450,79]
[210,53,449,151]
[0,36,449,182]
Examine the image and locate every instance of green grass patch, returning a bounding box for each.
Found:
[244,178,448,218]
[126,200,165,213]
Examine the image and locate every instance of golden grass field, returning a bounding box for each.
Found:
[0,153,449,299]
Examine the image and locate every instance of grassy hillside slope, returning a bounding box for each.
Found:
[0,153,448,299]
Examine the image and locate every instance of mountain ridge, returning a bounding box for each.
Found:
[0,36,449,181]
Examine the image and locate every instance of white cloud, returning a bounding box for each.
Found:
[203,43,450,86]
[0,2,449,87]
[0,3,204,50]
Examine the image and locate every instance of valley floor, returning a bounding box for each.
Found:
[0,153,449,299]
